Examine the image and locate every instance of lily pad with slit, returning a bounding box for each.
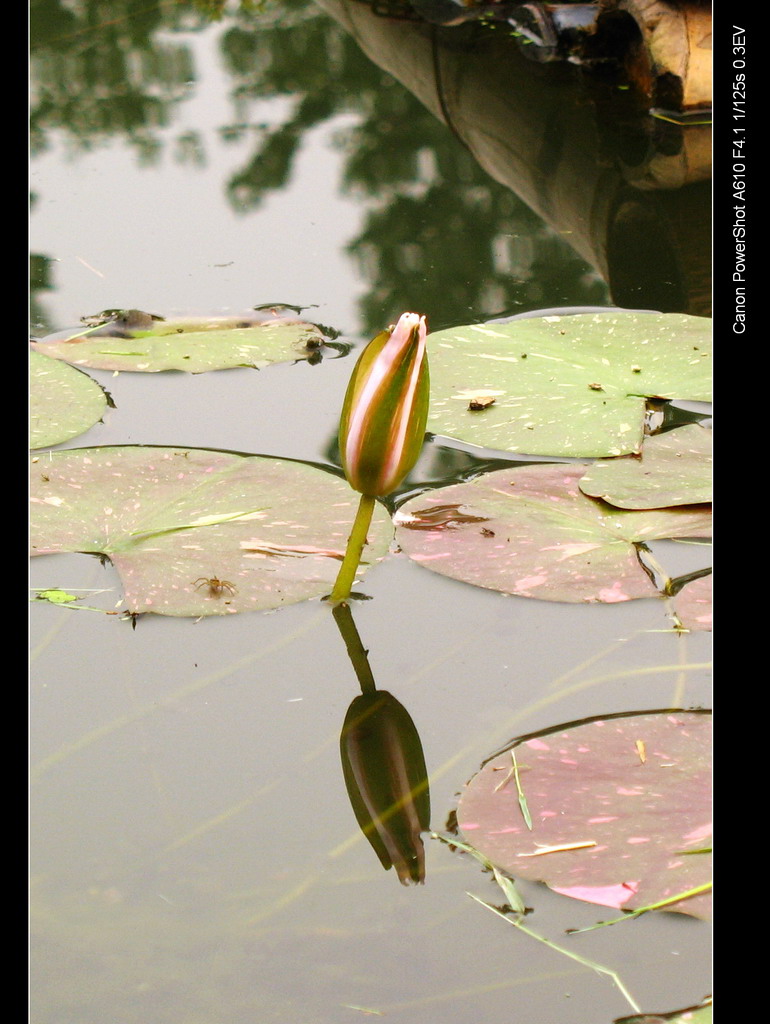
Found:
[426,312,711,458]
[30,446,393,616]
[394,464,711,603]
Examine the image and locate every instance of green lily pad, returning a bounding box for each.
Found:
[394,465,711,603]
[426,312,711,457]
[457,711,712,919]
[29,446,393,616]
[579,425,712,509]
[30,310,332,373]
[30,349,110,449]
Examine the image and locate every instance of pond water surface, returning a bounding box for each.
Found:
[30,3,711,1022]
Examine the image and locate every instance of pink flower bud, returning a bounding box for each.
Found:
[339,312,429,497]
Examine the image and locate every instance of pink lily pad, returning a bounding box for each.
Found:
[457,711,711,919]
[394,464,711,603]
[30,446,392,616]
[672,575,712,632]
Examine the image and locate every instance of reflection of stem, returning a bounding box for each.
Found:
[329,493,376,604]
[332,601,376,695]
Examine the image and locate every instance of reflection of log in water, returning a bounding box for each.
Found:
[314,0,711,315]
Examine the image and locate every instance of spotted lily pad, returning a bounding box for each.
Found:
[30,349,110,449]
[394,465,711,603]
[457,711,712,918]
[578,424,712,509]
[426,312,711,457]
[30,446,392,616]
[30,310,332,373]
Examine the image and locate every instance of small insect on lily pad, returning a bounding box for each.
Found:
[30,308,335,374]
[30,349,110,449]
[578,424,712,509]
[30,446,393,616]
[394,464,711,603]
[457,711,712,919]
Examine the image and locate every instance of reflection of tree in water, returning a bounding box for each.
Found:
[348,183,607,333]
[219,0,607,332]
[220,4,377,208]
[30,0,607,332]
[30,0,199,161]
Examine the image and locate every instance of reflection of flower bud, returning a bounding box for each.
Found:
[340,691,431,885]
[339,312,429,498]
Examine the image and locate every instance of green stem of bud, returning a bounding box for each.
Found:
[328,493,376,604]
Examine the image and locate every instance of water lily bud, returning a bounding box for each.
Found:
[340,690,431,885]
[339,312,429,497]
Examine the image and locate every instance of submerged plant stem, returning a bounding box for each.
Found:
[569,881,713,933]
[329,493,376,604]
[467,893,641,1014]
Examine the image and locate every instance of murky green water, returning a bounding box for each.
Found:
[30,3,711,1021]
